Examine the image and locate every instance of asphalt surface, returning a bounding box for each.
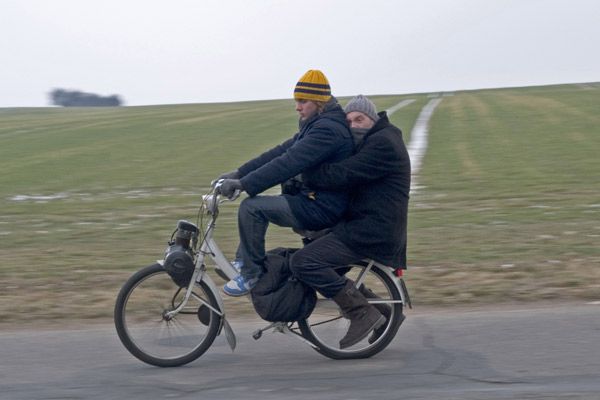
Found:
[1,303,599,400]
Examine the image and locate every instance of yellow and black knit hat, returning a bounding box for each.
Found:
[293,69,332,102]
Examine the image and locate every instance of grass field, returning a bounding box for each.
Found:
[408,84,600,304]
[1,84,599,324]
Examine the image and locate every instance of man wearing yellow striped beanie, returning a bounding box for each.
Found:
[293,69,333,121]
[294,69,332,102]
[215,69,354,297]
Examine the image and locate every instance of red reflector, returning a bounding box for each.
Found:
[394,268,404,277]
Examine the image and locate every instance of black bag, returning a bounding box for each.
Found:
[250,247,317,322]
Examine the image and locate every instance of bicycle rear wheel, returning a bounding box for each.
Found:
[298,262,403,359]
[114,263,221,367]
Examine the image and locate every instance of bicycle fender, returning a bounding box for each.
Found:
[198,273,237,351]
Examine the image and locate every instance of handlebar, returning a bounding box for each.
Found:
[201,180,241,215]
[212,179,242,201]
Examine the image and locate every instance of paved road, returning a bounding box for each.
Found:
[1,303,599,400]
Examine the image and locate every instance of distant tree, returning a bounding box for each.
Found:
[49,89,123,107]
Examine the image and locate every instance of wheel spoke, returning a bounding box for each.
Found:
[114,264,221,367]
[298,263,403,359]
[309,315,343,328]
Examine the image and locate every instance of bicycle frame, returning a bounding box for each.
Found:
[157,191,241,349]
[357,260,409,306]
[159,188,410,352]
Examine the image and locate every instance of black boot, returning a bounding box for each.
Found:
[332,280,386,349]
[359,285,406,344]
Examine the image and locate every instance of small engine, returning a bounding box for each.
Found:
[163,220,199,287]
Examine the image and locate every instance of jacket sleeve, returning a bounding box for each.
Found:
[305,134,403,190]
[240,124,344,196]
[237,135,297,177]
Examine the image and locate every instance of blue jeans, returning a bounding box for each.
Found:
[236,195,302,280]
[290,232,364,298]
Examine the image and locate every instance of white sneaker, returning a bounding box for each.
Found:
[223,275,257,297]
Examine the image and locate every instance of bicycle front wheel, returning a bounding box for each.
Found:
[114,263,221,367]
[298,262,403,359]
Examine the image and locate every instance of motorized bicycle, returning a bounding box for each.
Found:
[114,182,411,367]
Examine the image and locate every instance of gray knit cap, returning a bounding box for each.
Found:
[344,95,379,122]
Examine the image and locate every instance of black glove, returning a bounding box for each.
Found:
[217,169,240,181]
[218,179,243,199]
[281,177,303,195]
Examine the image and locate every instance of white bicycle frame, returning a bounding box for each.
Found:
[159,186,410,351]
[355,259,408,306]
[157,190,241,350]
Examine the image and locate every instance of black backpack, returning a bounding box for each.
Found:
[250,248,317,322]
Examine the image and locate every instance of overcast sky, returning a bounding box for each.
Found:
[2,0,599,107]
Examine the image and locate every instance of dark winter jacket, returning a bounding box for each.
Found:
[304,112,411,267]
[238,99,354,230]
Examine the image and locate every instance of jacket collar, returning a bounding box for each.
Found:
[355,111,392,148]
[366,111,390,136]
[299,97,345,130]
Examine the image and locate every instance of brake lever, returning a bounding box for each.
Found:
[213,179,241,201]
[211,178,225,190]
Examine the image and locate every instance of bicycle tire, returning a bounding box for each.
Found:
[114,263,221,367]
[298,262,403,360]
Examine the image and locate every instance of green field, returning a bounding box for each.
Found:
[1,84,599,324]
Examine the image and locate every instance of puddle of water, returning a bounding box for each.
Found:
[408,97,443,192]
[537,234,557,239]
[7,188,196,203]
[10,193,68,202]
[385,99,416,115]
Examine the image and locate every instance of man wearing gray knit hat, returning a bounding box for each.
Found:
[291,94,411,349]
[345,94,379,122]
[344,95,380,146]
